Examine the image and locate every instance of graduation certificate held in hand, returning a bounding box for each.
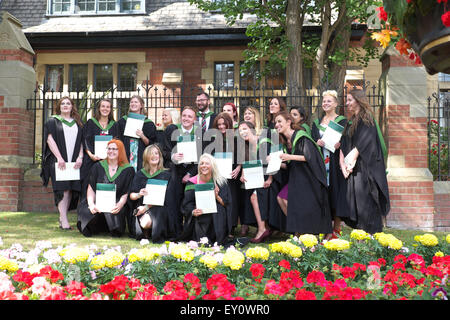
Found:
[143,179,168,206]
[94,135,112,159]
[55,162,80,181]
[124,113,145,138]
[321,120,344,153]
[242,160,264,189]
[95,183,116,213]
[194,183,217,214]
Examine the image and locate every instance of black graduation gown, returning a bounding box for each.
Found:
[338,120,390,234]
[77,161,135,237]
[178,177,233,245]
[129,168,176,243]
[286,130,332,234]
[80,118,119,198]
[163,124,202,235]
[311,116,348,214]
[240,138,271,226]
[40,116,83,210]
[116,115,157,171]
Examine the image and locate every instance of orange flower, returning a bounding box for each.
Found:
[371,29,398,48]
[395,38,411,56]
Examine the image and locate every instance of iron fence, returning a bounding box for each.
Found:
[428,92,450,181]
[26,82,386,164]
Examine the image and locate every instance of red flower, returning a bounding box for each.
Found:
[250,263,266,283]
[376,7,388,22]
[38,266,64,284]
[278,260,291,270]
[306,270,326,284]
[12,270,36,288]
[64,280,86,296]
[295,289,317,300]
[442,11,450,27]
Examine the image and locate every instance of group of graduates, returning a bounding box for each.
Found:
[40,89,390,246]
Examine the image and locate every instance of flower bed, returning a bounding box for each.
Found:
[0,231,449,300]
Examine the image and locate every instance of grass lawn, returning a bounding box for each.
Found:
[0,211,448,252]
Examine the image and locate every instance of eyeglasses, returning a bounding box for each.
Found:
[107,148,118,151]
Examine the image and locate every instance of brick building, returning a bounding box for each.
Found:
[0,0,448,231]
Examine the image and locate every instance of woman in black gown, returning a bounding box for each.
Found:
[179,153,233,245]
[129,144,176,242]
[77,139,135,237]
[274,111,332,236]
[81,98,118,197]
[41,96,84,230]
[311,90,348,239]
[116,95,157,171]
[338,89,390,234]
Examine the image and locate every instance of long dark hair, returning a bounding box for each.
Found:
[94,98,115,122]
[267,97,287,125]
[290,106,309,125]
[347,89,374,137]
[275,111,302,146]
[55,96,83,127]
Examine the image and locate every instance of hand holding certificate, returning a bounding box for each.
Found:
[94,135,112,159]
[95,183,116,213]
[143,179,168,206]
[124,113,145,138]
[242,160,264,189]
[321,120,344,153]
[176,135,198,163]
[194,183,217,214]
[266,145,283,174]
[344,147,358,170]
[214,152,233,179]
[55,162,80,181]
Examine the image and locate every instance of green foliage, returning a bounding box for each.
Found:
[428,120,449,180]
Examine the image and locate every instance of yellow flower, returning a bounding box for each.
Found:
[298,234,318,248]
[90,254,107,270]
[350,229,370,241]
[128,248,159,263]
[104,250,125,268]
[171,244,194,262]
[60,247,89,264]
[223,249,245,270]
[324,239,351,251]
[270,241,303,258]
[375,233,403,250]
[199,255,218,269]
[0,256,18,273]
[446,234,450,244]
[435,251,444,257]
[245,247,270,261]
[415,234,439,247]
[371,29,398,48]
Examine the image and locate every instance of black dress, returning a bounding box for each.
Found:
[311,115,348,215]
[162,124,202,236]
[178,176,233,245]
[116,115,157,171]
[129,168,176,242]
[40,116,83,210]
[286,130,332,235]
[338,119,390,234]
[76,160,135,237]
[81,118,118,197]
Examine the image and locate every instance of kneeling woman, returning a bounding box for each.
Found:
[179,153,233,245]
[275,111,332,235]
[77,139,135,237]
[129,144,176,242]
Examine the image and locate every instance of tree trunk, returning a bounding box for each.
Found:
[286,0,304,105]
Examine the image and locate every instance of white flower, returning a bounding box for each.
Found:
[199,237,209,245]
[35,241,52,250]
[139,239,150,246]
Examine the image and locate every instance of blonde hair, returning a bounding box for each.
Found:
[165,108,180,125]
[198,153,227,187]
[243,106,262,135]
[322,90,338,102]
[142,144,165,173]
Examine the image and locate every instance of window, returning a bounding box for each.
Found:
[94,64,113,91]
[439,73,450,82]
[47,0,145,15]
[69,64,88,91]
[45,65,64,92]
[214,62,234,90]
[240,61,260,90]
[265,63,286,89]
[118,63,137,91]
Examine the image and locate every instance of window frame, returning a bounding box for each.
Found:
[214,61,235,90]
[46,0,146,15]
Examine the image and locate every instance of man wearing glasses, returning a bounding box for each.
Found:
[195,92,217,133]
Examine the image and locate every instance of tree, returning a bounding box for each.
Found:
[189,0,382,97]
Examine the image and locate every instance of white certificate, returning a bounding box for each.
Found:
[55,162,80,181]
[321,120,344,153]
[95,183,116,213]
[94,135,112,159]
[242,161,264,189]
[266,150,283,175]
[194,183,217,214]
[143,179,168,206]
[344,148,358,167]
[176,135,198,163]
[124,113,145,138]
[214,152,233,179]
